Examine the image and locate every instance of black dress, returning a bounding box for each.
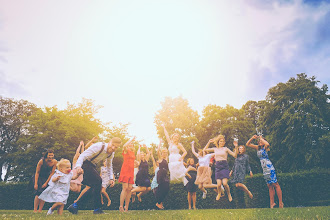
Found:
[230,154,251,184]
[154,159,170,204]
[31,158,54,196]
[135,160,151,187]
[185,165,197,192]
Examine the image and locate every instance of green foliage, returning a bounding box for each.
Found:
[263,73,330,172]
[1,169,329,210]
[0,97,38,182]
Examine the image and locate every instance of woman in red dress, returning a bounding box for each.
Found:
[118,136,136,212]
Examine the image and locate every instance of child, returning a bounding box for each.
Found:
[229,145,253,199]
[184,158,197,210]
[100,160,112,206]
[39,159,79,215]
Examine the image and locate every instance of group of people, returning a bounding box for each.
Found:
[31,124,283,215]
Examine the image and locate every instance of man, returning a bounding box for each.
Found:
[68,137,122,214]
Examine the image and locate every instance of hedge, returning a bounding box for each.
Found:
[0,169,329,210]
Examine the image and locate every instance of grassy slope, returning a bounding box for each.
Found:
[0,207,329,219]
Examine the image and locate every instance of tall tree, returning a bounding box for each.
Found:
[154,96,200,159]
[0,97,38,181]
[264,73,330,172]
[10,99,105,181]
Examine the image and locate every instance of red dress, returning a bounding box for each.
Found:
[118,149,135,184]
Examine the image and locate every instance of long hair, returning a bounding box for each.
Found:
[213,134,225,148]
[43,149,54,162]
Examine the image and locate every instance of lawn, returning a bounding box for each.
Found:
[0,206,328,219]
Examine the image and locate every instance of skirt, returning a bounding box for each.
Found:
[195,166,212,185]
[215,160,230,180]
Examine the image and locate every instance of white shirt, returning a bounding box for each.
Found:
[75,142,114,180]
[198,154,213,167]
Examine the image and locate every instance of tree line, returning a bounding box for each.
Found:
[0,73,329,182]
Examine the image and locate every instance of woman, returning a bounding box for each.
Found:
[205,135,238,201]
[229,145,253,199]
[191,141,217,199]
[150,140,170,209]
[118,136,136,212]
[131,144,151,202]
[32,149,57,213]
[184,158,197,209]
[161,124,187,183]
[246,135,283,208]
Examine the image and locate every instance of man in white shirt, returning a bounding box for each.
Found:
[68,137,122,215]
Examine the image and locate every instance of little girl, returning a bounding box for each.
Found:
[100,160,112,206]
[229,145,253,199]
[39,159,79,215]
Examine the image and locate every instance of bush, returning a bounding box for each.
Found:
[0,169,329,210]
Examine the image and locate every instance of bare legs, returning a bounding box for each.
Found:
[187,192,196,209]
[33,196,45,213]
[49,202,64,215]
[120,183,133,212]
[101,187,111,206]
[217,179,232,201]
[235,183,253,199]
[268,183,283,208]
[131,186,151,202]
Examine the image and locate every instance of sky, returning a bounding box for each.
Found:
[0,0,329,145]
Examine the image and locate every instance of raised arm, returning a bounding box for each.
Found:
[123,136,136,153]
[161,124,171,145]
[178,143,187,161]
[85,136,98,149]
[150,152,158,173]
[191,141,199,158]
[227,140,238,158]
[73,141,84,164]
[246,135,259,150]
[260,136,270,151]
[136,145,141,162]
[157,139,163,160]
[144,144,151,161]
[203,139,213,151]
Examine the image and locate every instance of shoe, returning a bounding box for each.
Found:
[202,190,207,199]
[93,208,105,214]
[46,208,54,215]
[67,204,78,214]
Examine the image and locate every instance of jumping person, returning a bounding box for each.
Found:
[150,139,170,209]
[229,145,253,199]
[161,124,187,183]
[70,137,98,193]
[131,144,152,203]
[184,158,197,209]
[67,137,122,215]
[191,141,218,199]
[204,135,238,201]
[246,135,284,208]
[32,149,57,213]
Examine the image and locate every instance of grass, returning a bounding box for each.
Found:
[0,206,329,219]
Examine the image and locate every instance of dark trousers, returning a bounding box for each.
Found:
[153,182,170,204]
[76,161,102,209]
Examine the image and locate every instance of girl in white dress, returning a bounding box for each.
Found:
[39,159,79,215]
[161,124,187,183]
[100,160,112,207]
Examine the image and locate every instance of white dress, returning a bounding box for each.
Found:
[168,143,187,183]
[101,166,110,188]
[38,169,72,204]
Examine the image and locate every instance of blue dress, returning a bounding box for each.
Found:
[257,148,277,184]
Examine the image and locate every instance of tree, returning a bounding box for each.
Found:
[10,99,105,181]
[154,96,200,159]
[264,73,330,172]
[0,97,38,181]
